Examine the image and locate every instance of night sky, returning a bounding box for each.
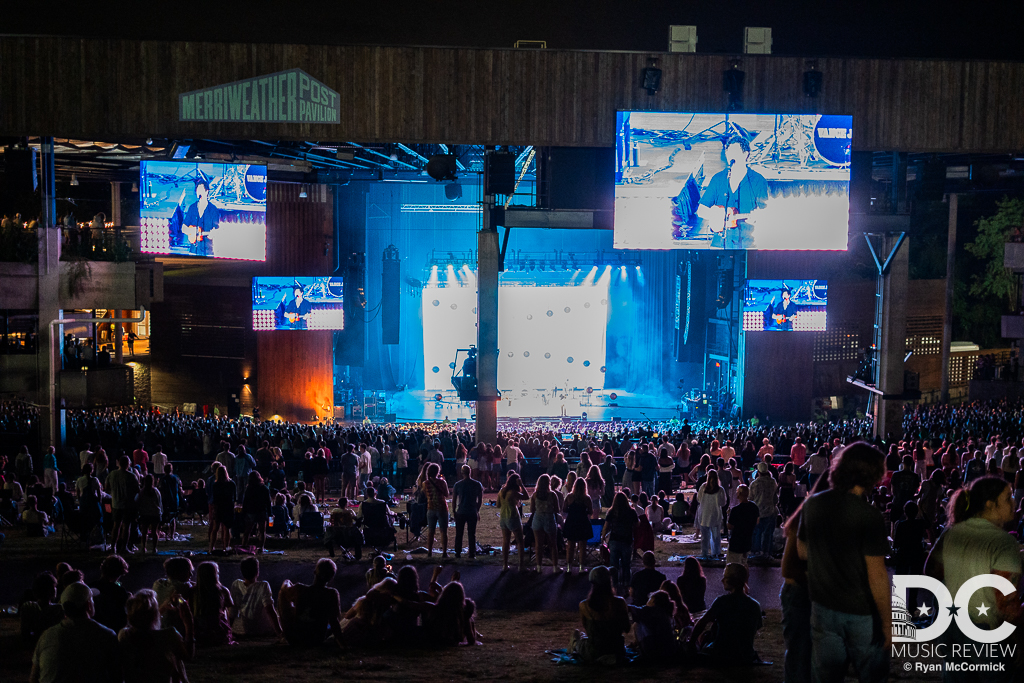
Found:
[5,0,1023,61]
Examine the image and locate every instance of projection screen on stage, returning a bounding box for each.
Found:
[422,277,610,392]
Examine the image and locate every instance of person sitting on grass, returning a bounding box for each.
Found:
[677,556,707,613]
[119,588,194,683]
[568,565,631,665]
[365,555,396,590]
[688,562,764,664]
[92,554,131,634]
[659,580,693,634]
[628,589,678,662]
[279,558,343,647]
[191,561,234,647]
[420,567,480,647]
[153,557,194,634]
[340,577,399,646]
[229,557,283,638]
[30,582,120,683]
[630,551,668,607]
[20,571,63,646]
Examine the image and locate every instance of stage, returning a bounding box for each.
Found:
[385,388,685,423]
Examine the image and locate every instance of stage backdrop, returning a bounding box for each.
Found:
[360,180,683,402]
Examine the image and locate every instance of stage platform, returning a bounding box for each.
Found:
[386,389,684,423]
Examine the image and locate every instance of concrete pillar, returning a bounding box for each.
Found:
[37,138,62,448]
[876,234,908,440]
[476,210,499,447]
[110,182,122,226]
[115,310,124,364]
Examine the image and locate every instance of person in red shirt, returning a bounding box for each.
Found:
[132,442,150,474]
[790,437,807,467]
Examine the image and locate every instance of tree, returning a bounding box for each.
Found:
[965,197,1024,309]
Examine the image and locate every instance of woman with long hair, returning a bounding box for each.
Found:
[622,446,636,493]
[549,449,570,481]
[925,476,1021,675]
[568,565,630,664]
[563,478,594,574]
[585,465,605,516]
[191,561,233,647]
[659,579,693,633]
[677,556,707,613]
[696,469,727,559]
[601,492,639,589]
[209,467,235,553]
[498,472,527,572]
[424,580,480,646]
[530,474,561,573]
[577,451,594,478]
[119,589,194,683]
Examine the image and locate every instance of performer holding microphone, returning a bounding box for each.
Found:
[696,135,769,249]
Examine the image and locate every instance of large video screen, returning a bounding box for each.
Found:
[252,277,345,331]
[614,112,852,250]
[140,160,267,261]
[743,279,827,331]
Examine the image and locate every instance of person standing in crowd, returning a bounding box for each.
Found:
[602,492,639,589]
[749,462,779,560]
[41,446,59,493]
[727,484,760,566]
[925,475,1022,679]
[530,474,562,574]
[696,469,727,559]
[452,465,483,560]
[132,442,149,474]
[30,583,121,683]
[798,442,891,683]
[422,462,450,558]
[340,444,359,500]
[151,444,168,477]
[498,472,527,572]
[78,442,94,470]
[107,455,141,555]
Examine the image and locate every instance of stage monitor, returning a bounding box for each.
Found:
[252,277,345,331]
[140,160,267,261]
[614,112,852,251]
[743,279,827,331]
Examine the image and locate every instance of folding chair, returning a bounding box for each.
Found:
[297,510,325,540]
[361,503,397,554]
[580,519,606,568]
[403,501,427,544]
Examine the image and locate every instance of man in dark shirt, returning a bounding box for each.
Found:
[340,445,359,500]
[887,455,920,526]
[697,135,770,249]
[278,558,343,647]
[770,289,799,331]
[451,465,484,559]
[727,485,760,565]
[638,448,658,497]
[798,442,891,683]
[284,287,313,329]
[629,551,667,606]
[182,174,220,257]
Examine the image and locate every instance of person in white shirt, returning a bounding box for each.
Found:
[984,436,999,461]
[505,439,523,472]
[151,446,168,476]
[79,444,94,469]
[229,557,282,638]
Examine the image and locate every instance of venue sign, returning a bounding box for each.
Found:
[179,69,339,124]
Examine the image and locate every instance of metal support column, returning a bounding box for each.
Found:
[940,194,957,402]
[476,193,499,446]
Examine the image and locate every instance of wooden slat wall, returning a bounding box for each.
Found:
[256,331,334,423]
[3,37,1024,151]
[256,182,335,423]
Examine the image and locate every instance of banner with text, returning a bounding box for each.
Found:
[179,68,339,124]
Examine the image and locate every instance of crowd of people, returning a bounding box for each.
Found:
[3,398,1024,680]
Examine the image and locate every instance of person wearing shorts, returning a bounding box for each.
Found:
[498,473,527,571]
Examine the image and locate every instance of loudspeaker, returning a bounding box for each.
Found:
[675,255,709,363]
[849,151,874,214]
[3,147,38,194]
[537,147,615,210]
[486,152,516,195]
[382,246,400,345]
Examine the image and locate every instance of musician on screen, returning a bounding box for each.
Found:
[182,171,220,257]
[696,135,769,249]
[769,287,798,330]
[283,286,313,329]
